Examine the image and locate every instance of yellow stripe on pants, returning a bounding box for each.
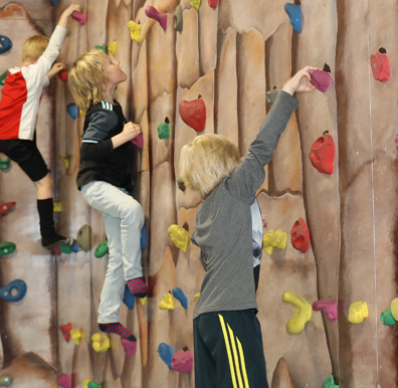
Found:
[237,338,250,388]
[228,324,244,388]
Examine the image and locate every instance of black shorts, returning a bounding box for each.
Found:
[0,136,49,182]
[194,309,269,388]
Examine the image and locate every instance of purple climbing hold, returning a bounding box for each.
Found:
[309,70,331,93]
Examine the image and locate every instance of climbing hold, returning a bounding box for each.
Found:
[381,308,396,326]
[132,133,143,149]
[282,291,312,334]
[59,322,73,342]
[95,45,107,54]
[0,36,12,55]
[158,343,174,369]
[190,0,201,10]
[67,103,78,119]
[77,224,92,252]
[312,300,338,322]
[309,70,331,93]
[158,121,170,140]
[348,301,368,324]
[59,154,70,168]
[390,298,398,320]
[58,374,71,388]
[80,110,86,117]
[51,0,57,4]
[371,48,391,82]
[322,377,339,388]
[290,218,310,253]
[179,99,206,132]
[70,329,84,345]
[284,3,302,33]
[145,6,168,31]
[71,242,79,253]
[92,333,110,352]
[127,21,142,43]
[58,70,68,82]
[123,285,135,310]
[171,347,194,373]
[121,338,137,357]
[140,296,147,305]
[172,287,188,309]
[309,131,335,175]
[108,41,117,57]
[50,246,61,256]
[0,279,27,302]
[95,241,108,258]
[0,242,16,256]
[266,88,279,105]
[0,376,13,387]
[53,201,62,212]
[0,202,15,216]
[262,229,287,255]
[0,157,10,170]
[168,225,190,252]
[72,11,86,24]
[174,5,183,32]
[194,293,200,303]
[0,70,8,86]
[159,292,174,310]
[208,0,218,8]
[177,177,186,192]
[87,382,100,388]
[141,225,146,250]
[82,380,93,388]
[59,245,72,254]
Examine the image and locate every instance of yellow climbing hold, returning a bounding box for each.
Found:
[91,333,110,353]
[190,0,201,10]
[127,21,142,43]
[348,301,368,324]
[59,155,69,169]
[70,329,84,345]
[53,201,62,212]
[140,296,147,306]
[159,292,174,310]
[263,229,287,255]
[168,225,190,252]
[82,379,93,388]
[391,298,398,321]
[194,293,200,303]
[108,41,117,56]
[80,109,86,117]
[282,291,312,334]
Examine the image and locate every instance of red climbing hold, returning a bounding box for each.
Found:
[145,6,168,31]
[58,70,68,82]
[0,202,15,216]
[309,132,335,175]
[179,98,206,132]
[371,49,391,82]
[171,348,193,373]
[208,0,218,7]
[132,133,143,149]
[309,70,330,93]
[290,218,310,254]
[121,338,137,357]
[60,322,73,342]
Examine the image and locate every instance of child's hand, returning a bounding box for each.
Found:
[262,215,268,228]
[122,122,141,141]
[282,66,318,95]
[46,63,64,79]
[58,4,81,27]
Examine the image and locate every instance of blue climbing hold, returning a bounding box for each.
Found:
[51,0,57,4]
[141,225,146,251]
[123,285,135,310]
[0,36,12,55]
[172,287,188,309]
[158,343,173,369]
[71,242,79,253]
[67,103,78,119]
[284,3,302,34]
[0,279,27,302]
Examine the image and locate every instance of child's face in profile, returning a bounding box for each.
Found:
[104,57,127,85]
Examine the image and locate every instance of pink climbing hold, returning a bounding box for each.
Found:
[395,133,398,150]
[51,246,62,256]
[171,348,193,373]
[132,133,143,149]
[59,322,73,342]
[313,300,338,322]
[309,70,331,93]
[121,338,137,357]
[145,6,168,31]
[72,11,86,25]
[58,374,71,388]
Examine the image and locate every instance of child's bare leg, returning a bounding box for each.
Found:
[34,173,53,200]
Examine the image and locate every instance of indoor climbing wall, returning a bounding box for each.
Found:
[1,0,398,388]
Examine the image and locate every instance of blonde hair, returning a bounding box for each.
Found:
[68,49,109,113]
[179,134,241,200]
[22,35,49,62]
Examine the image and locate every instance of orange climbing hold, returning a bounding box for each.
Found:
[179,98,206,132]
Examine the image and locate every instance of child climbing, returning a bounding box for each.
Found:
[0,4,80,248]
[179,66,316,388]
[68,49,147,343]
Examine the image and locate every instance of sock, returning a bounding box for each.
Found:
[99,323,136,341]
[127,277,148,298]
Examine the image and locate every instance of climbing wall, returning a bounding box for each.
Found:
[1,0,398,388]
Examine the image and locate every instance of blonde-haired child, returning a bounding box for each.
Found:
[0,4,80,248]
[69,49,146,344]
[180,67,316,388]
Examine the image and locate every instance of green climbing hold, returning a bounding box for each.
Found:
[157,122,170,140]
[322,377,339,388]
[0,70,8,86]
[59,245,72,254]
[381,308,396,326]
[88,381,101,388]
[95,241,109,258]
[95,45,107,54]
[0,242,16,256]
[0,158,10,171]
[0,375,13,387]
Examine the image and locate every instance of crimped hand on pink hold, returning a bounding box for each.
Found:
[122,122,142,141]
[282,66,319,95]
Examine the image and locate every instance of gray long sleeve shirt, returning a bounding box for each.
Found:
[192,91,299,319]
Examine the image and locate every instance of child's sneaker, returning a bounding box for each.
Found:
[42,234,76,248]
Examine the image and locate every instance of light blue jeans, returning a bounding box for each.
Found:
[81,181,145,323]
